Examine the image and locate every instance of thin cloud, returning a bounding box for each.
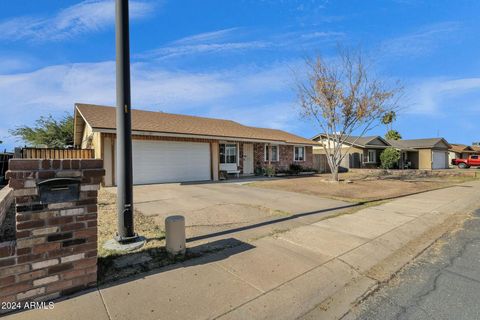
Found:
[173,28,240,45]
[140,27,343,60]
[406,77,480,114]
[0,59,291,119]
[300,31,345,40]
[145,41,269,60]
[381,21,461,57]
[0,0,155,42]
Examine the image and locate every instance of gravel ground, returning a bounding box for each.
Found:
[249,173,477,202]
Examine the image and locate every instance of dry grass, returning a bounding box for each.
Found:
[96,189,243,284]
[97,188,165,258]
[97,189,170,283]
[248,172,478,203]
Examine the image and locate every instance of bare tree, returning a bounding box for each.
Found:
[296,48,402,181]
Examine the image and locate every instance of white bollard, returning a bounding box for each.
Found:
[165,215,186,257]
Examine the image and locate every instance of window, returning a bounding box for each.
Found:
[220,143,237,164]
[472,155,479,160]
[366,150,376,163]
[294,146,305,161]
[265,145,279,162]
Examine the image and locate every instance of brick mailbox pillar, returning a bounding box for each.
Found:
[0,159,104,306]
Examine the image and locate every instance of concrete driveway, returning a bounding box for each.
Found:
[115,181,348,238]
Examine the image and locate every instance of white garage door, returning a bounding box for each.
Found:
[432,150,447,169]
[132,140,211,184]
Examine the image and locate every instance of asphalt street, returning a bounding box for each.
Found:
[351,209,480,320]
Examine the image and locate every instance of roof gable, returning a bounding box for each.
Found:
[312,134,390,148]
[365,137,390,146]
[449,144,474,153]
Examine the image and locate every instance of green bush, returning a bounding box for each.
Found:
[289,164,302,174]
[380,147,400,169]
[264,165,276,177]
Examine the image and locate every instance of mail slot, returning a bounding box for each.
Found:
[38,178,81,204]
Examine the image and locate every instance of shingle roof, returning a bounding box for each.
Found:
[387,138,450,149]
[342,135,387,147]
[312,134,389,148]
[449,144,475,153]
[313,133,451,151]
[75,103,317,145]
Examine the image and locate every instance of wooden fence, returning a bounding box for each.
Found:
[20,148,95,159]
[0,153,13,182]
[313,154,331,173]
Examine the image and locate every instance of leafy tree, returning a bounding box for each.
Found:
[9,113,74,148]
[380,147,400,169]
[385,129,402,140]
[381,111,397,130]
[296,47,402,181]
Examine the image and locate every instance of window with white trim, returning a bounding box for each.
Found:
[220,143,237,164]
[366,150,376,163]
[294,146,305,161]
[265,145,279,162]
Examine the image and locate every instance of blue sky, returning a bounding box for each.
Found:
[0,0,479,151]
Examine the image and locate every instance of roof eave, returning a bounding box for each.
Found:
[92,127,319,146]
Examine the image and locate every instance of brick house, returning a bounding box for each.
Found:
[74,104,317,186]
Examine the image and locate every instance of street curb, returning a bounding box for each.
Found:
[298,203,478,320]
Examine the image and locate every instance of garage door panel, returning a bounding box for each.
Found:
[432,150,447,169]
[132,140,211,184]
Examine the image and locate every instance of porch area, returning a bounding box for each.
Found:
[216,141,313,179]
[342,148,419,170]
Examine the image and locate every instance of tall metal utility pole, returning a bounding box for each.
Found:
[115,0,135,242]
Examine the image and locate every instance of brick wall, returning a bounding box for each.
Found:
[0,159,104,310]
[0,187,13,226]
[254,143,313,171]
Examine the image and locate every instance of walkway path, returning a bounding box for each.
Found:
[5,181,479,320]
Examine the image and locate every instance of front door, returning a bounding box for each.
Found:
[243,143,254,175]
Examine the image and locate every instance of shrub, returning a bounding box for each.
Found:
[264,165,276,177]
[380,147,400,169]
[289,163,302,174]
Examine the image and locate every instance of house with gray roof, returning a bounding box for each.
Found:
[312,134,451,170]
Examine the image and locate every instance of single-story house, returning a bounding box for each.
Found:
[312,134,451,170]
[74,103,317,186]
[387,138,451,169]
[311,135,391,169]
[448,144,476,164]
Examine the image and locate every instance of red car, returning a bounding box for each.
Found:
[451,155,480,168]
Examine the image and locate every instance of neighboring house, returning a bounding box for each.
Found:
[387,138,451,170]
[471,145,480,154]
[448,144,475,165]
[74,104,316,186]
[311,135,390,169]
[312,134,451,170]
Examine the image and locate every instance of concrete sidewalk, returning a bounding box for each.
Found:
[5,181,479,320]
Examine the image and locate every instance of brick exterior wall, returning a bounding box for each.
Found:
[0,159,104,311]
[253,143,313,172]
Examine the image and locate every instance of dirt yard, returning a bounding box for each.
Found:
[248,171,478,202]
